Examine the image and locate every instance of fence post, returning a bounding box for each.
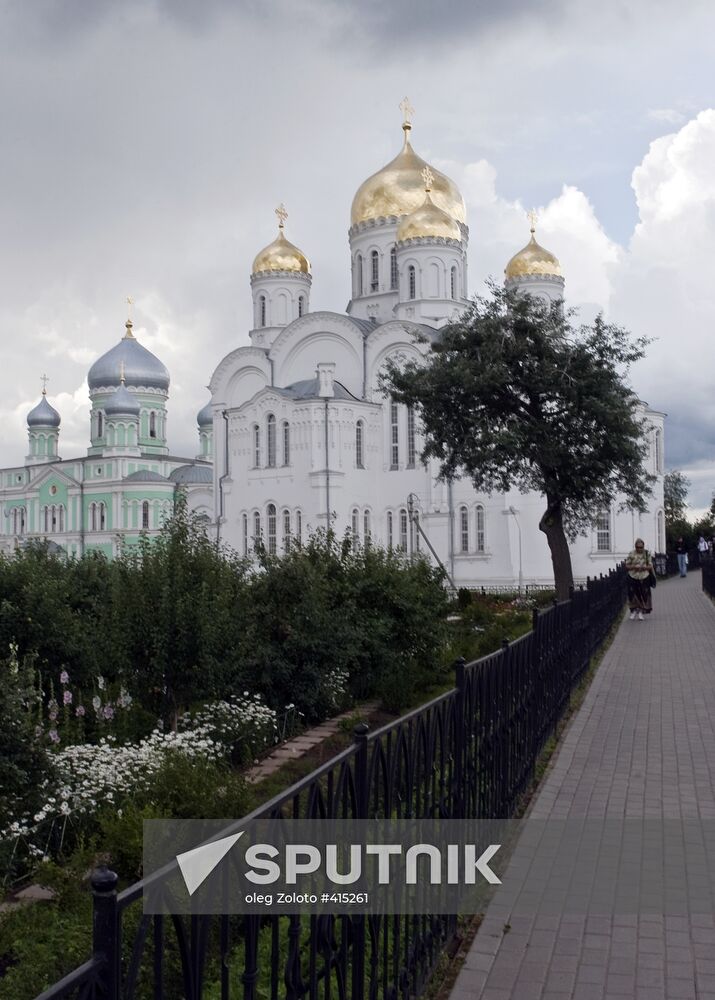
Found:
[91,864,120,1000]
[352,723,369,1000]
[453,657,466,819]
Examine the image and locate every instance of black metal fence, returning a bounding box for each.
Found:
[35,566,626,1000]
[703,557,715,600]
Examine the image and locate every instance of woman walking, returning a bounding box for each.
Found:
[625,538,655,621]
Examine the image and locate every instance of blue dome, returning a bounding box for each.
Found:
[123,469,169,484]
[27,394,61,428]
[169,464,213,485]
[88,321,169,392]
[197,400,213,427]
[104,383,140,417]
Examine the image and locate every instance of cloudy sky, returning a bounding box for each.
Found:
[2,0,714,507]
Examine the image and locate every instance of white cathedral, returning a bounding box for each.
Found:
[206,107,666,587]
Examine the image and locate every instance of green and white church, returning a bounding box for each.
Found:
[0,316,213,558]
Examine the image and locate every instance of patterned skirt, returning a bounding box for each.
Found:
[627,575,653,613]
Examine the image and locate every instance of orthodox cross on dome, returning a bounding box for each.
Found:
[399,96,414,130]
[527,208,538,234]
[421,165,434,192]
[119,361,126,384]
[40,373,49,395]
[124,296,135,339]
[275,203,288,231]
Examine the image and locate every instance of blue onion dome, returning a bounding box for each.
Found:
[197,400,213,427]
[27,392,61,428]
[169,464,213,484]
[123,469,169,483]
[104,381,140,417]
[88,319,170,392]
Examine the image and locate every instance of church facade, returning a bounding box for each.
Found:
[0,318,213,559]
[207,109,666,586]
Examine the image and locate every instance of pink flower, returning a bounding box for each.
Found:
[75,705,86,717]
[102,705,115,720]
[49,730,59,743]
[60,670,69,685]
[63,690,72,706]
[49,710,58,722]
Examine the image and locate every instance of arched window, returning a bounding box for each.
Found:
[390,246,398,290]
[356,254,363,296]
[253,511,262,548]
[142,501,150,530]
[43,505,49,533]
[295,510,302,545]
[90,503,97,532]
[595,509,610,552]
[356,419,365,469]
[654,429,663,474]
[450,266,457,299]
[19,508,25,534]
[370,250,379,292]
[298,295,305,318]
[259,295,267,328]
[242,513,248,556]
[149,412,157,439]
[414,512,420,552]
[363,509,371,544]
[408,265,416,300]
[283,509,291,551]
[657,509,665,550]
[351,508,360,552]
[406,406,416,468]
[58,505,64,532]
[266,414,276,468]
[97,412,103,438]
[476,505,486,552]
[390,401,399,469]
[253,424,261,468]
[387,510,393,549]
[99,502,106,531]
[399,508,408,551]
[51,505,57,531]
[282,421,290,466]
[460,505,469,553]
[267,503,277,554]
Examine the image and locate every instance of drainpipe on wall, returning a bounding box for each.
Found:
[217,409,229,548]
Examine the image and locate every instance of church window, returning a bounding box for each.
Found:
[451,266,457,299]
[282,421,290,466]
[298,295,305,318]
[267,503,277,554]
[51,505,57,532]
[100,502,106,531]
[356,254,363,296]
[149,412,157,439]
[356,419,365,469]
[242,513,248,556]
[283,508,291,550]
[259,295,267,328]
[253,511,262,548]
[20,508,25,534]
[90,503,97,532]
[363,509,371,544]
[406,406,416,468]
[351,508,360,552]
[399,508,408,551]
[390,401,399,468]
[142,501,150,530]
[476,505,486,552]
[295,509,302,545]
[390,246,398,290]
[657,509,665,551]
[387,510,393,549]
[266,414,276,468]
[654,429,663,474]
[414,512,420,552]
[595,509,611,551]
[43,505,49,533]
[460,505,469,553]
[253,424,261,467]
[370,250,379,292]
[408,265,416,300]
[97,412,104,438]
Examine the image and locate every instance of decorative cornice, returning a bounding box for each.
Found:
[250,270,313,285]
[396,236,464,249]
[504,273,565,286]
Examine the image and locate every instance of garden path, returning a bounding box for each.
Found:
[452,570,715,1000]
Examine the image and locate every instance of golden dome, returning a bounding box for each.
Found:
[505,224,562,280]
[351,122,466,228]
[397,166,461,242]
[252,206,310,275]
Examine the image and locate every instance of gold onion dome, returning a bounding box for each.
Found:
[505,215,562,280]
[252,205,310,275]
[351,101,466,227]
[397,166,461,242]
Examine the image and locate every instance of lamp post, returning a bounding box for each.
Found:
[502,505,523,596]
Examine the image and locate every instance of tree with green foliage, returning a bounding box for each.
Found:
[663,469,692,549]
[383,285,655,599]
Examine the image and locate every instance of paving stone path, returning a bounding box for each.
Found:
[452,570,715,1000]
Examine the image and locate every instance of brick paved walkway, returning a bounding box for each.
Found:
[452,571,715,1000]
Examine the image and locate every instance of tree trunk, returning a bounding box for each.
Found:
[539,494,574,601]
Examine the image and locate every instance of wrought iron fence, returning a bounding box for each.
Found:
[702,558,715,600]
[34,565,626,1000]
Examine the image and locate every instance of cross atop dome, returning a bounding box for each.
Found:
[40,373,49,395]
[528,208,538,234]
[275,203,288,230]
[400,96,414,134]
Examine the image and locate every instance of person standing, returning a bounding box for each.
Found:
[625,539,655,621]
[675,536,688,578]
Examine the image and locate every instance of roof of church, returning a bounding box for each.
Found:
[123,469,170,484]
[197,401,213,427]
[88,320,170,392]
[169,464,213,485]
[281,378,359,401]
[27,393,61,428]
